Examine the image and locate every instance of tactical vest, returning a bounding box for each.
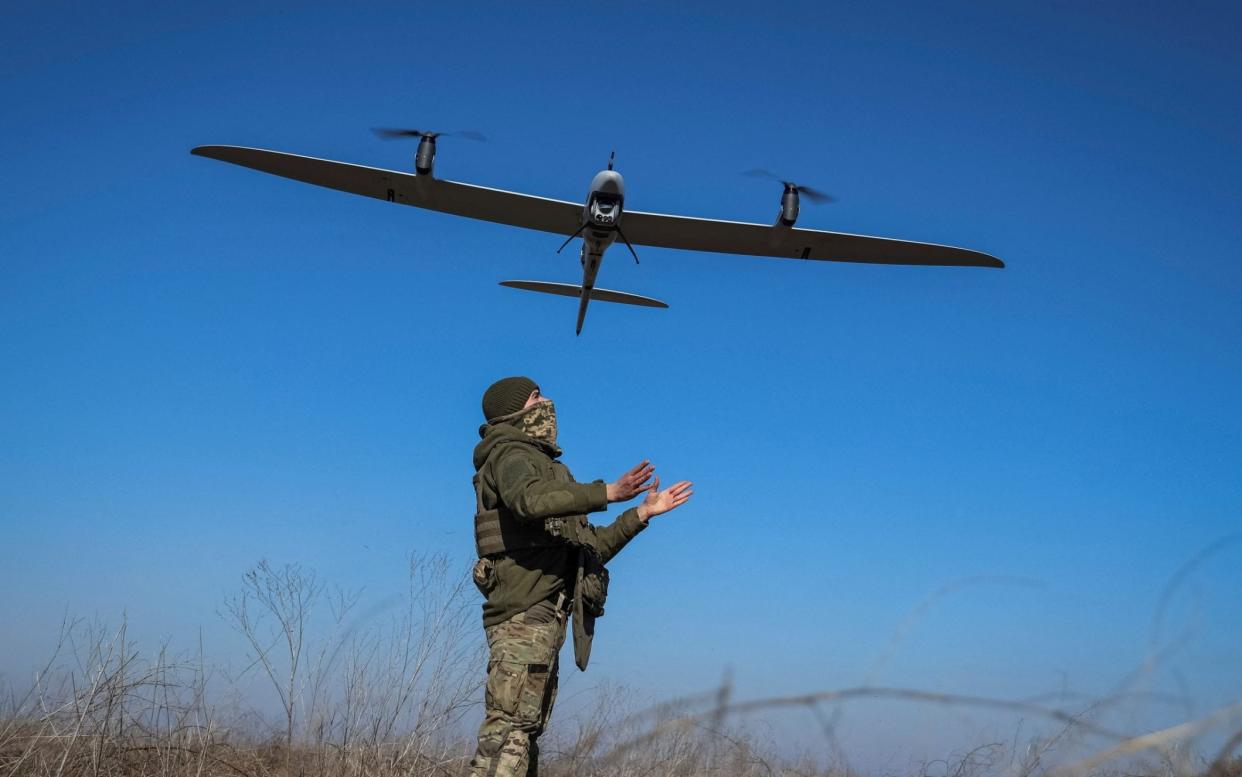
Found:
[472,452,583,557]
[472,444,609,670]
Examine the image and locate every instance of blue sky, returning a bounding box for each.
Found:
[2,0,1240,764]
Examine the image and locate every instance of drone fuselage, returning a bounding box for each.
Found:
[574,169,626,333]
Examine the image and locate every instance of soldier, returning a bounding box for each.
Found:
[469,376,693,777]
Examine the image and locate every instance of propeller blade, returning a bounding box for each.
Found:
[371,127,487,141]
[797,185,836,204]
[743,168,780,181]
[742,169,836,204]
[372,127,429,140]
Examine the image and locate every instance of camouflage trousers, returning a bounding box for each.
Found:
[470,600,567,777]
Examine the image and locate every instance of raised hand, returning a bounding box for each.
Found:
[636,476,693,524]
[606,459,655,503]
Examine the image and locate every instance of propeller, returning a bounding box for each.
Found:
[743,169,836,203]
[371,128,488,142]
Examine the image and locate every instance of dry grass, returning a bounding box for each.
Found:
[2,554,1239,777]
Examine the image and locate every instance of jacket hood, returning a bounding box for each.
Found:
[473,421,560,470]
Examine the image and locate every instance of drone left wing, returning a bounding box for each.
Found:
[190,146,583,235]
[622,210,1003,268]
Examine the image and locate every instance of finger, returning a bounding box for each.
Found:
[649,475,661,493]
[627,463,653,484]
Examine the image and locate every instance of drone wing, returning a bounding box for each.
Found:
[192,146,1001,268]
[190,145,583,235]
[621,210,1003,268]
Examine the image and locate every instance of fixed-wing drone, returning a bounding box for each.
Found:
[191,130,1002,334]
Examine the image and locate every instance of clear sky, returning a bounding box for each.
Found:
[2,0,1240,767]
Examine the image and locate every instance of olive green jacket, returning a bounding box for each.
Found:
[472,421,647,627]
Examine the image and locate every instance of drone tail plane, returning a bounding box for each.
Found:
[500,280,668,308]
[499,280,667,334]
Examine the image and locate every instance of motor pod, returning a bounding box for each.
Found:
[415,135,436,176]
[779,184,799,227]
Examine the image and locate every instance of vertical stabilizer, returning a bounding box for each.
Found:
[575,286,591,335]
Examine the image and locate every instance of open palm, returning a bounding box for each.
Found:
[638,476,693,522]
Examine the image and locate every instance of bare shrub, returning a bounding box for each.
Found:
[223,560,323,752]
[0,553,481,777]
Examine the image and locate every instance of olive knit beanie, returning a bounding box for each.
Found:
[482,376,538,421]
